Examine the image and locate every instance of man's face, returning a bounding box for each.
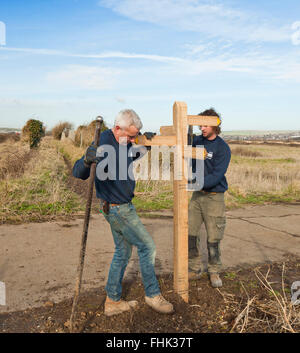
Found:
[200,125,216,140]
[114,125,140,144]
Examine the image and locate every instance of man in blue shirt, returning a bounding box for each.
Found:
[73,109,174,316]
[188,108,231,288]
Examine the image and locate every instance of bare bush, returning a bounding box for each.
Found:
[74,120,108,148]
[52,122,73,140]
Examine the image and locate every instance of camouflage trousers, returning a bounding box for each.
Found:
[188,191,226,274]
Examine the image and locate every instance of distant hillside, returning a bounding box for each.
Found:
[0,128,21,133]
[221,130,299,136]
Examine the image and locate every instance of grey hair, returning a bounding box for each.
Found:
[114,109,143,130]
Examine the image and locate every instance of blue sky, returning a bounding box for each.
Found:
[0,0,300,132]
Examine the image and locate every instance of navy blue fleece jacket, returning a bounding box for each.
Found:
[72,129,145,204]
[192,135,231,193]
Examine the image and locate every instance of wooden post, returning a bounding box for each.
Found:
[173,101,189,302]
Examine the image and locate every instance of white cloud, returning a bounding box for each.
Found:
[2,45,300,84]
[0,47,184,63]
[46,65,121,90]
[99,0,291,43]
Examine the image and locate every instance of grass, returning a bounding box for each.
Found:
[0,137,299,223]
[133,143,300,211]
[133,181,173,211]
[60,140,300,212]
[224,272,237,280]
[0,137,84,224]
[52,138,85,165]
[225,144,300,208]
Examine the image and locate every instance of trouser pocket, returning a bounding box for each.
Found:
[205,216,226,242]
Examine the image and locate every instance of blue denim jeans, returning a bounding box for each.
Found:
[103,202,161,301]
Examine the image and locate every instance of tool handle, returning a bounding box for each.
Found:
[69,116,103,332]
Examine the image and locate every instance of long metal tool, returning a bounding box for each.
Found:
[69,116,103,332]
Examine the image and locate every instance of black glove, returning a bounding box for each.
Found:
[143,132,156,140]
[84,143,100,166]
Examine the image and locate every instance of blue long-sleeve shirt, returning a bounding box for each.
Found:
[72,129,146,204]
[192,135,231,193]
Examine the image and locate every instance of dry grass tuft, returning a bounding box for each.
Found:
[223,264,300,333]
[0,137,83,224]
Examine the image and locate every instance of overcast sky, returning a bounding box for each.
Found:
[0,0,300,132]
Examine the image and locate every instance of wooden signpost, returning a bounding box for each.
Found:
[136,101,220,302]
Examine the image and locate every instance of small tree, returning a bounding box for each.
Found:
[22,119,45,149]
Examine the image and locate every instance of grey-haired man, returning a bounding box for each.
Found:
[73,109,174,316]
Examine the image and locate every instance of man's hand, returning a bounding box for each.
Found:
[84,143,100,166]
[143,132,156,140]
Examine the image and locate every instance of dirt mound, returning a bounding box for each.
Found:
[1,256,299,333]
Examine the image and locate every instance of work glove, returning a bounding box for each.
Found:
[84,143,100,166]
[143,132,156,140]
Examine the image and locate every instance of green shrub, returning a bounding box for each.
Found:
[22,119,45,149]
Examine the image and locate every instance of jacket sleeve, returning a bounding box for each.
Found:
[72,156,91,180]
[203,144,231,189]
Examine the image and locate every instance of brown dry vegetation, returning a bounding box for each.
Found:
[0,132,20,144]
[74,120,108,148]
[133,143,300,210]
[0,137,83,224]
[51,121,73,140]
[225,144,300,207]
[0,135,299,223]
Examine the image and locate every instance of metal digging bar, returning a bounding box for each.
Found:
[69,116,103,332]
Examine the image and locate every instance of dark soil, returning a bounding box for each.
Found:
[1,255,299,333]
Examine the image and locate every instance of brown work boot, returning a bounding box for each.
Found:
[145,294,174,314]
[188,270,203,280]
[209,273,222,288]
[104,297,138,316]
